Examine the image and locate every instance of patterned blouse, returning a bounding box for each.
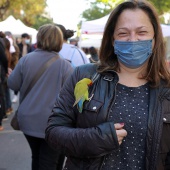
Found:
[102,83,149,170]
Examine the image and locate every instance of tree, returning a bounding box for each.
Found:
[33,15,53,30]
[81,0,123,21]
[0,0,10,20]
[81,1,112,21]
[81,0,170,23]
[0,0,49,27]
[97,0,170,15]
[148,0,170,15]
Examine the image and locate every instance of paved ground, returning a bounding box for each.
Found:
[0,92,31,170]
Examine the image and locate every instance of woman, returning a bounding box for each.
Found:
[0,33,8,131]
[5,31,20,103]
[8,24,73,170]
[2,36,13,115]
[45,1,170,170]
[56,24,90,67]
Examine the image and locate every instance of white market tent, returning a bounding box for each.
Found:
[80,14,170,48]
[81,14,110,34]
[0,15,37,43]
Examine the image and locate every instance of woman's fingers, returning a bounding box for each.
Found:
[114,123,127,145]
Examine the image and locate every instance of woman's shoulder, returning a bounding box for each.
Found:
[73,63,99,80]
[77,63,98,71]
[62,43,74,50]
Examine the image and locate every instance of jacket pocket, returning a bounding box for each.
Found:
[159,112,170,168]
[76,99,104,128]
[163,112,170,123]
[161,112,170,152]
[83,99,103,113]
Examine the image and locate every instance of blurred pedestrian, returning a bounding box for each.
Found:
[3,37,13,115]
[18,33,31,59]
[0,32,13,118]
[56,24,90,67]
[89,46,99,63]
[13,33,31,103]
[5,31,20,109]
[45,1,170,169]
[8,24,73,170]
[5,31,20,71]
[0,32,9,130]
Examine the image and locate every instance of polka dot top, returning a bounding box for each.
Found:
[102,83,149,170]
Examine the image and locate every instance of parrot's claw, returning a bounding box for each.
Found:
[89,94,94,101]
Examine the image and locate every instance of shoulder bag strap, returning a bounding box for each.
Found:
[71,46,86,64]
[21,54,59,103]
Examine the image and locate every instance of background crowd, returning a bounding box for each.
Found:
[0,24,99,131]
[2,0,170,169]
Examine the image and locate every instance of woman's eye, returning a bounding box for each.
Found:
[118,32,128,36]
[138,31,147,35]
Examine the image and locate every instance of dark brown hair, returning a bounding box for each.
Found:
[98,0,170,87]
[55,24,75,41]
[37,24,63,52]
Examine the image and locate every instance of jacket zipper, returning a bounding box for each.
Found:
[99,78,119,170]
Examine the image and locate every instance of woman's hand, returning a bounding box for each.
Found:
[7,67,12,77]
[114,123,127,145]
[7,67,12,76]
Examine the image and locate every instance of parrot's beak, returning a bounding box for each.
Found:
[88,82,93,86]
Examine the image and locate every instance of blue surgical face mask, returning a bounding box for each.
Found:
[114,39,152,69]
[25,39,30,44]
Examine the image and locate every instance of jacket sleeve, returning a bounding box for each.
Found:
[45,66,119,158]
[7,56,24,91]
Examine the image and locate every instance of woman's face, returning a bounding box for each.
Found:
[114,9,155,43]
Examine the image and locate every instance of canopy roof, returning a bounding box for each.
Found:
[0,15,37,42]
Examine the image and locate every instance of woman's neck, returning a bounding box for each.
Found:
[117,65,148,87]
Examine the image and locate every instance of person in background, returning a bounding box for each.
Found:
[5,31,20,105]
[45,0,170,169]
[56,24,90,67]
[8,24,73,170]
[69,38,78,46]
[13,33,31,103]
[0,32,13,118]
[89,46,99,63]
[5,31,20,71]
[0,33,8,131]
[2,36,13,116]
[31,42,37,52]
[17,33,31,59]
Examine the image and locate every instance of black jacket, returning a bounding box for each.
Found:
[0,40,8,83]
[45,64,170,170]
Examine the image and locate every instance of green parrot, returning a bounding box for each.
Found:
[73,78,93,113]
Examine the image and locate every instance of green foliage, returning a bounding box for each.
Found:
[81,0,123,21]
[148,0,170,15]
[82,0,170,23]
[33,15,54,30]
[81,2,112,21]
[0,0,52,29]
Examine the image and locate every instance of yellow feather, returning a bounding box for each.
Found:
[73,78,92,107]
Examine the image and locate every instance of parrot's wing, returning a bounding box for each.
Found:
[73,83,88,106]
[73,89,89,107]
[73,78,92,108]
[73,95,84,107]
